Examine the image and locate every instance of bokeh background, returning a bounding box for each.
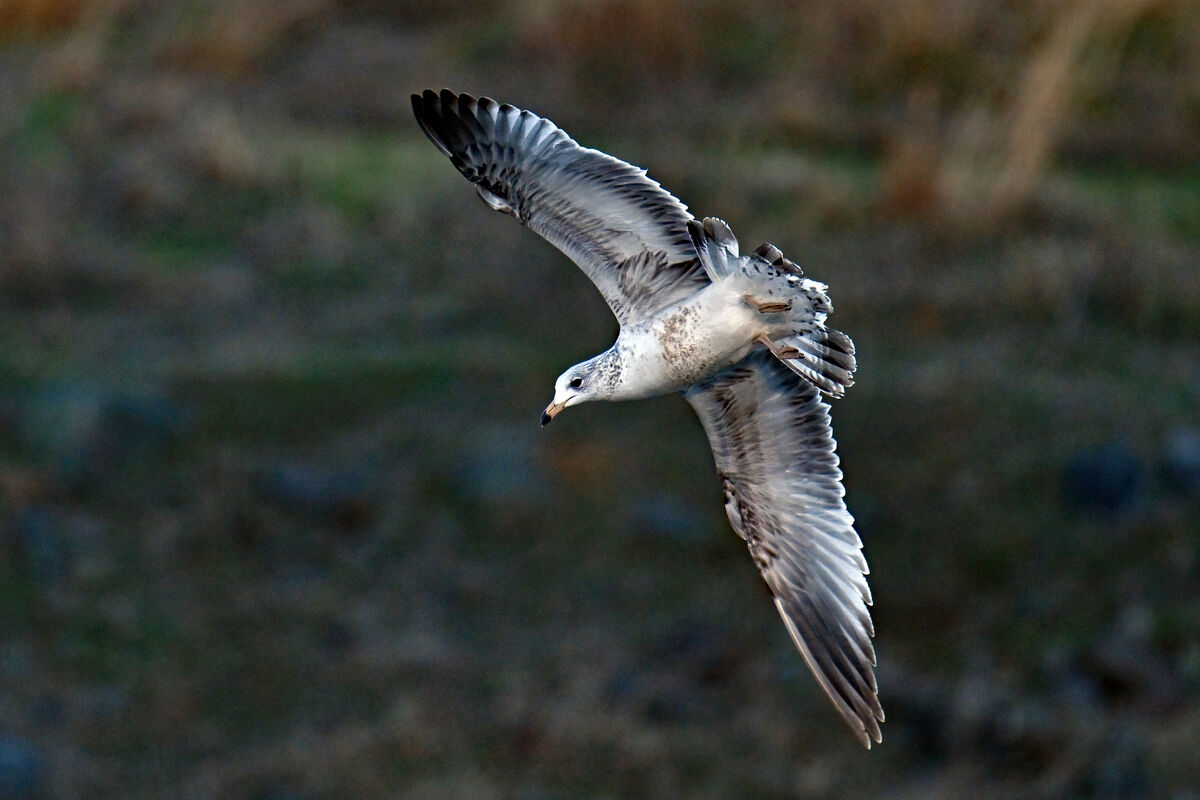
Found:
[1,1,1198,798]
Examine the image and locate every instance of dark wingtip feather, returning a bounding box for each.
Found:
[412,89,453,158]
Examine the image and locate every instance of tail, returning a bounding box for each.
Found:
[776,328,857,398]
[687,217,740,280]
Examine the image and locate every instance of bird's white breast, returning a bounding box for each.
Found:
[612,284,762,399]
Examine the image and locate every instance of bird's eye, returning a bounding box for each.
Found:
[569,377,584,389]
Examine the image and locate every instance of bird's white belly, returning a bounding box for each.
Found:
[617,286,761,397]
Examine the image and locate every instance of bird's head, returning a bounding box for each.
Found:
[542,352,621,426]
[542,366,592,426]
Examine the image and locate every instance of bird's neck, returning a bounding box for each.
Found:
[597,331,676,401]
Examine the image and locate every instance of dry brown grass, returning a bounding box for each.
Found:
[879,0,1197,229]
[22,0,336,88]
[508,0,1199,233]
[517,0,704,86]
[972,0,1177,226]
[0,0,85,32]
[151,0,336,76]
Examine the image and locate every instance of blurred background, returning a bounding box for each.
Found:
[1,1,1198,798]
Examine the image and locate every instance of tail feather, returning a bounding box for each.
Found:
[775,328,857,398]
[687,217,740,280]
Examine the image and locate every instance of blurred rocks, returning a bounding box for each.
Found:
[884,635,1180,788]
[316,616,356,656]
[883,661,1061,767]
[2,505,109,585]
[645,623,741,688]
[1161,426,1200,499]
[1074,729,1151,800]
[606,624,740,724]
[256,460,375,529]
[456,423,543,509]
[249,790,310,800]
[275,25,429,125]
[873,664,952,761]
[626,492,705,544]
[245,203,354,275]
[1032,602,1187,720]
[604,669,707,725]
[1085,623,1185,713]
[8,383,190,491]
[1063,441,1146,516]
[3,506,69,583]
[0,735,43,800]
[103,139,198,224]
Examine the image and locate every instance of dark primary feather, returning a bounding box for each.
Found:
[411,90,709,325]
[685,350,882,748]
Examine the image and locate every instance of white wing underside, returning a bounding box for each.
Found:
[411,90,709,325]
[685,350,883,747]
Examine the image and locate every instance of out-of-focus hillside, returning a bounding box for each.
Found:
[1,1,1198,798]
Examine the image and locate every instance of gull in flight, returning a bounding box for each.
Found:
[412,90,882,747]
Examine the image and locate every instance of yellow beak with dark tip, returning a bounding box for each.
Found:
[541,400,567,427]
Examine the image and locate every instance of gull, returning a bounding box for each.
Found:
[412,89,883,747]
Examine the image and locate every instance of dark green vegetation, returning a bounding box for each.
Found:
[1,2,1198,798]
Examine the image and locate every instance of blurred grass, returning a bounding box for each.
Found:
[0,1,1198,799]
[1067,162,1200,240]
[284,132,447,223]
[6,89,84,166]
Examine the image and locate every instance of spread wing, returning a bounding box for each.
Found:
[685,350,883,747]
[411,89,709,325]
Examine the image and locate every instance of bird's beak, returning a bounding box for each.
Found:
[541,400,567,427]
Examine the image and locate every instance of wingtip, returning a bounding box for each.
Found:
[411,89,457,159]
[848,691,886,751]
[853,705,885,749]
[411,89,430,115]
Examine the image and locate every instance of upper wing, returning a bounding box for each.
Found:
[412,90,709,325]
[684,350,883,747]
